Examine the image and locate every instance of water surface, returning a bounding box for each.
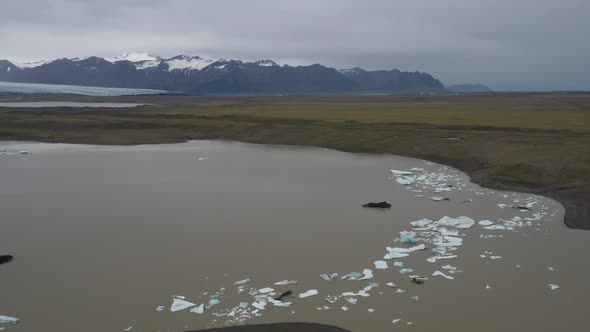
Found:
[0,141,588,332]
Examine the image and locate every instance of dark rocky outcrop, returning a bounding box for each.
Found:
[0,255,14,265]
[362,201,392,208]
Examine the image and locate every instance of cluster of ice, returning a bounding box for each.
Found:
[152,163,557,329]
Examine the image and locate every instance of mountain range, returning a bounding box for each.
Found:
[0,53,446,95]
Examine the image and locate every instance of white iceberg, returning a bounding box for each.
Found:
[432,270,455,280]
[0,316,18,324]
[298,289,319,298]
[549,284,559,290]
[190,304,205,314]
[374,260,388,270]
[411,218,433,227]
[234,278,251,285]
[478,220,494,226]
[399,231,418,244]
[396,176,416,185]
[438,216,475,229]
[426,255,458,263]
[275,280,297,285]
[390,170,413,176]
[384,244,426,259]
[170,297,196,312]
[258,287,275,294]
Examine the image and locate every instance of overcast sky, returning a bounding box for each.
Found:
[1,0,589,91]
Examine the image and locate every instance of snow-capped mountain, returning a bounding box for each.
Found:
[105,52,158,63]
[0,53,445,95]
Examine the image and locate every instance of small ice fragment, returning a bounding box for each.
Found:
[368,308,375,313]
[234,279,251,285]
[438,216,475,229]
[438,227,459,236]
[374,260,388,270]
[341,306,349,311]
[384,244,426,260]
[190,304,205,314]
[270,300,292,307]
[341,272,363,280]
[516,265,521,268]
[252,301,267,310]
[432,270,455,280]
[430,196,449,201]
[490,256,502,260]
[486,285,491,289]
[442,265,456,270]
[411,218,433,227]
[258,287,275,294]
[484,225,506,230]
[549,284,559,290]
[359,268,373,280]
[390,170,413,176]
[346,298,358,305]
[239,302,249,309]
[395,289,406,293]
[386,282,396,288]
[478,220,494,226]
[410,167,424,172]
[426,255,458,263]
[124,327,132,331]
[0,316,19,324]
[392,319,402,324]
[399,231,418,244]
[299,289,319,298]
[320,273,338,282]
[410,296,419,301]
[207,299,220,308]
[396,176,416,185]
[156,306,164,312]
[393,261,404,267]
[170,297,196,312]
[399,268,415,274]
[275,280,297,285]
[548,267,554,271]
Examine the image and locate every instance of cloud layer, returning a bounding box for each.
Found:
[1,0,589,90]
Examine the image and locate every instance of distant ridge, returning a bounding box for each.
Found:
[0,53,445,95]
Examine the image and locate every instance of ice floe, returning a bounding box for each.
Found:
[298,289,319,298]
[0,316,18,324]
[170,297,196,312]
[374,260,388,270]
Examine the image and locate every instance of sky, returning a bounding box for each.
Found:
[1,0,589,91]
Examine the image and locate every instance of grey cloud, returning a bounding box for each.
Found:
[1,0,589,90]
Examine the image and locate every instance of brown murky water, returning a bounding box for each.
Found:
[0,141,588,332]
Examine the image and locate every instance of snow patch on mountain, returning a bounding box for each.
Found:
[14,60,54,69]
[106,52,159,63]
[165,56,213,71]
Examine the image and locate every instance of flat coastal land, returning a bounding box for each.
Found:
[1,93,589,229]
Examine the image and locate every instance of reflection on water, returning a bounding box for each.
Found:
[0,140,588,332]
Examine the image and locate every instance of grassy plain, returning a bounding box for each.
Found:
[1,93,589,229]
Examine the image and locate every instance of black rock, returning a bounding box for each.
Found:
[411,277,425,285]
[274,290,292,301]
[363,201,392,208]
[0,255,14,265]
